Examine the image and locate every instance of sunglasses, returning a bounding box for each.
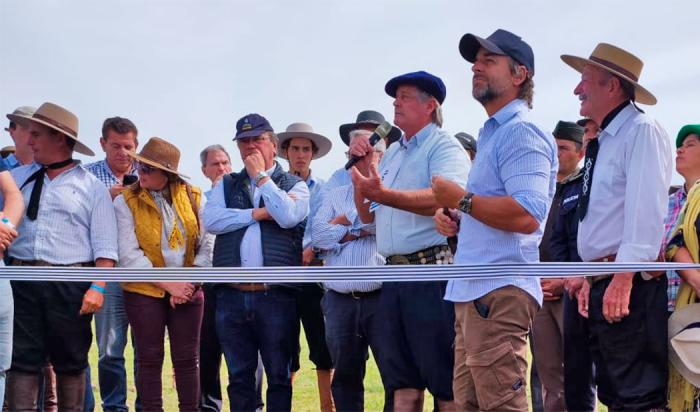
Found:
[136,162,157,175]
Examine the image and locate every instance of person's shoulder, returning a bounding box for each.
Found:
[83,159,104,171]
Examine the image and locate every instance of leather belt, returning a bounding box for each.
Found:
[10,258,94,267]
[386,245,453,265]
[588,254,616,284]
[229,283,273,292]
[347,289,380,299]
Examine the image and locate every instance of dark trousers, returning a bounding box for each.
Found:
[321,290,392,412]
[216,287,297,412]
[379,281,455,401]
[589,274,668,410]
[124,289,204,412]
[10,281,93,374]
[292,283,333,371]
[563,293,596,412]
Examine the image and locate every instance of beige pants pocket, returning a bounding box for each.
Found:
[466,341,525,411]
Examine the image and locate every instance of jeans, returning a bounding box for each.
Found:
[93,282,130,411]
[216,287,297,412]
[0,279,13,402]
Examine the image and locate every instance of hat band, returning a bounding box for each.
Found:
[140,153,175,171]
[589,56,639,82]
[33,113,78,137]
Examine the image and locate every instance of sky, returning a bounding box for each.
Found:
[1,0,697,188]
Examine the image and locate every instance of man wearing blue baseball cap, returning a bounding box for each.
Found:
[204,113,310,412]
[349,71,469,411]
[432,29,557,411]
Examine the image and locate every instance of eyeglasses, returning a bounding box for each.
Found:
[236,135,269,145]
[136,162,156,175]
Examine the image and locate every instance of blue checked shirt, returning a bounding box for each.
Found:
[445,99,558,306]
[4,163,119,264]
[311,184,384,293]
[84,159,136,188]
[662,186,686,311]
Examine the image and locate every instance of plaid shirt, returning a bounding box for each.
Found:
[662,186,687,311]
[84,159,135,188]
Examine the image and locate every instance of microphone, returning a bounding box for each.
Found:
[344,121,393,170]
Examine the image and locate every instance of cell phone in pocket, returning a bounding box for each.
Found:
[123,174,138,185]
[474,299,490,318]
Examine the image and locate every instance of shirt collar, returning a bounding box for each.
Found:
[5,153,19,168]
[400,123,436,149]
[488,99,528,127]
[102,158,136,178]
[602,102,637,138]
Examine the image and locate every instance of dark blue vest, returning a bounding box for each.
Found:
[212,163,305,273]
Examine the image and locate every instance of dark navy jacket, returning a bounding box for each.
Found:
[550,170,583,262]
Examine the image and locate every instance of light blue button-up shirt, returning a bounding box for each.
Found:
[203,163,309,267]
[302,173,325,249]
[445,99,557,305]
[4,163,119,264]
[374,123,469,256]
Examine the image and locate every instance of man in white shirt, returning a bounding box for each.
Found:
[561,43,672,410]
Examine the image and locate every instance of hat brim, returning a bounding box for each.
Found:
[668,303,700,387]
[385,77,446,104]
[24,116,95,156]
[676,125,700,148]
[277,131,333,160]
[6,113,34,127]
[234,128,273,141]
[339,122,402,146]
[459,33,506,63]
[127,151,190,179]
[670,334,700,388]
[560,54,657,105]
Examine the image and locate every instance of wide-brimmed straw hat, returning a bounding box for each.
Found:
[561,43,656,105]
[668,303,700,388]
[127,137,189,179]
[23,102,95,156]
[277,122,332,160]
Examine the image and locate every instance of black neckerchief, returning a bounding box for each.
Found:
[21,158,77,220]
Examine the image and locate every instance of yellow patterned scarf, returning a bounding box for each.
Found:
[666,180,700,412]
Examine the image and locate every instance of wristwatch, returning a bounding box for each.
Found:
[457,192,474,215]
[255,171,268,186]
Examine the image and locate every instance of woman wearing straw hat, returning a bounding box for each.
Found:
[114,137,214,411]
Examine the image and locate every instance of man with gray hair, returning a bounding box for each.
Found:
[200,144,232,195]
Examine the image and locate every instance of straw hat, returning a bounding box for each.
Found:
[127,137,189,179]
[277,122,332,160]
[668,303,700,388]
[561,43,656,105]
[5,106,36,130]
[24,102,95,156]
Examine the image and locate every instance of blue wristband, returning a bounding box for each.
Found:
[90,284,106,294]
[1,217,15,230]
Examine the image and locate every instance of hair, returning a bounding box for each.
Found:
[597,69,636,102]
[262,131,278,145]
[199,144,231,167]
[8,121,16,130]
[417,90,443,127]
[509,58,534,109]
[281,136,319,154]
[102,117,139,145]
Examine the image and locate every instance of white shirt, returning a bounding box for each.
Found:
[114,192,214,268]
[203,164,309,267]
[577,103,672,262]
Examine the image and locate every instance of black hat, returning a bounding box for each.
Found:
[553,121,584,144]
[455,132,477,152]
[385,71,447,104]
[459,29,535,75]
[338,110,402,146]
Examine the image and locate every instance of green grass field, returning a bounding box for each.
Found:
[87,330,605,411]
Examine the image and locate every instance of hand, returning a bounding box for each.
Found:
[348,133,373,160]
[541,278,565,301]
[329,214,352,226]
[302,247,315,266]
[350,164,384,203]
[433,208,459,237]
[602,272,634,323]
[244,150,266,178]
[564,277,585,299]
[162,282,194,300]
[252,207,272,221]
[577,279,590,318]
[169,295,189,309]
[0,223,18,251]
[431,176,466,209]
[79,287,105,315]
[109,184,126,200]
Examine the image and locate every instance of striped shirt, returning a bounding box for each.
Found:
[5,162,119,264]
[311,184,383,293]
[84,159,136,188]
[445,99,557,306]
[662,186,687,311]
[302,173,325,249]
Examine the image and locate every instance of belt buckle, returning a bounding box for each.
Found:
[350,291,361,300]
[391,255,411,265]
